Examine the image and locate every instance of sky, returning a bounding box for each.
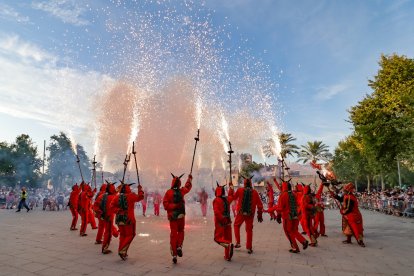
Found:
[1,0,414,162]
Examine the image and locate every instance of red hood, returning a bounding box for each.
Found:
[244,178,252,188]
[171,177,182,188]
[100,184,107,192]
[107,184,117,194]
[215,185,225,197]
[281,182,289,192]
[303,185,311,195]
[72,184,79,192]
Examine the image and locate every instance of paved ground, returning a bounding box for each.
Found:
[1,204,413,276]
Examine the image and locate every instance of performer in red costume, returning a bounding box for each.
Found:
[79,183,95,236]
[95,182,118,253]
[265,181,276,220]
[111,182,144,260]
[142,188,148,216]
[93,183,107,244]
[333,183,365,247]
[314,182,327,237]
[268,181,308,253]
[232,177,263,254]
[153,190,162,216]
[302,185,318,246]
[68,183,80,230]
[198,188,209,217]
[163,173,192,264]
[213,182,235,261]
[88,186,98,230]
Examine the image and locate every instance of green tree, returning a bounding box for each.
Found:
[349,54,414,173]
[0,141,15,186]
[263,133,299,159]
[297,141,331,164]
[47,132,90,189]
[10,134,42,187]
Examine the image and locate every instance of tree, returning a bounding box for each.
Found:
[297,141,331,164]
[349,54,414,173]
[47,132,90,189]
[0,142,15,186]
[263,133,299,160]
[10,134,42,187]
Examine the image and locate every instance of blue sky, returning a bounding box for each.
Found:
[1,0,414,158]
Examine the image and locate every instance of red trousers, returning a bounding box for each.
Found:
[102,220,113,251]
[303,215,317,243]
[234,214,254,249]
[118,223,136,255]
[70,207,78,229]
[79,210,88,235]
[214,223,232,259]
[169,218,185,256]
[314,211,325,235]
[142,202,147,216]
[96,218,105,242]
[88,209,97,228]
[154,204,160,216]
[201,203,207,217]
[282,218,306,250]
[268,202,276,219]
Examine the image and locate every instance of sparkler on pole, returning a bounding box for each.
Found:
[190,129,200,175]
[132,141,141,186]
[227,141,234,184]
[76,154,84,183]
[121,154,131,183]
[91,155,97,189]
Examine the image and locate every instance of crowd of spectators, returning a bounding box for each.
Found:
[0,186,70,211]
[357,186,414,217]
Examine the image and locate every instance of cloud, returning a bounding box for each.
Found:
[31,0,89,26]
[0,33,113,141]
[315,83,349,101]
[0,34,56,64]
[0,3,30,23]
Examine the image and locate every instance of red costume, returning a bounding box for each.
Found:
[94,183,118,254]
[79,184,95,236]
[111,183,144,260]
[153,191,162,216]
[271,181,308,253]
[142,191,148,216]
[335,183,365,247]
[163,174,192,264]
[69,184,80,230]
[198,188,209,217]
[213,183,235,261]
[302,185,318,246]
[314,183,327,237]
[232,178,263,253]
[266,181,276,220]
[93,184,107,244]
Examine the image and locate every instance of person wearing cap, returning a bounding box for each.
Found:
[163,173,193,264]
[95,182,119,254]
[213,182,235,261]
[232,176,263,254]
[16,187,30,212]
[333,183,365,247]
[68,183,80,230]
[267,181,308,253]
[93,183,108,244]
[111,182,144,260]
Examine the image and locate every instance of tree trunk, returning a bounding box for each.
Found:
[381,174,385,191]
[367,175,371,192]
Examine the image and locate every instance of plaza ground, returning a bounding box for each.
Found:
[0,204,413,276]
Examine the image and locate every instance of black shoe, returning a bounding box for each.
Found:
[321,234,328,237]
[302,240,309,250]
[234,243,241,248]
[16,210,21,212]
[177,247,183,257]
[247,248,253,254]
[95,240,102,244]
[172,256,177,264]
[229,244,234,260]
[27,209,30,212]
[358,240,366,247]
[289,249,300,254]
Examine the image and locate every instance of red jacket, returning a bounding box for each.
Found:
[163,175,192,220]
[79,185,95,213]
[274,182,298,220]
[213,186,234,226]
[232,181,263,217]
[111,185,144,224]
[69,184,80,209]
[302,185,315,218]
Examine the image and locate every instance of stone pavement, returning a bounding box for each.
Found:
[1,205,413,276]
